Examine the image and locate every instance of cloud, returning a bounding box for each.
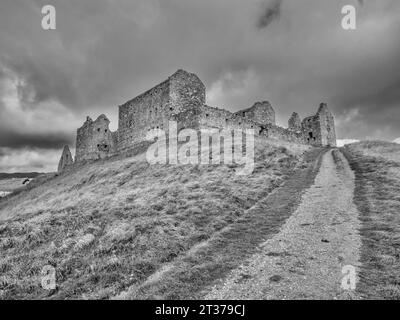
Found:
[337,139,360,147]
[257,0,283,29]
[0,131,71,150]
[0,66,78,149]
[394,138,400,144]
[0,147,60,173]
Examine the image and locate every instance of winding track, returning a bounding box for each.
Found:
[204,149,362,300]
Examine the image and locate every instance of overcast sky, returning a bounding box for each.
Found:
[0,0,399,172]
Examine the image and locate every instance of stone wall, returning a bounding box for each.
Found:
[75,115,117,162]
[58,145,74,173]
[316,103,337,147]
[301,103,336,147]
[198,105,255,131]
[197,105,304,144]
[302,114,321,146]
[266,124,305,144]
[117,69,206,152]
[288,112,302,132]
[234,101,276,126]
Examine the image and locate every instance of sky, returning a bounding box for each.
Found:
[0,0,399,172]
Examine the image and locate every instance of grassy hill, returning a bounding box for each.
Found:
[0,178,31,195]
[343,141,400,299]
[0,137,316,300]
[0,174,51,199]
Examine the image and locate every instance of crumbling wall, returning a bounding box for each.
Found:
[198,105,263,133]
[234,101,276,126]
[197,105,303,144]
[301,104,337,147]
[288,112,302,132]
[316,103,337,147]
[58,145,74,173]
[75,115,117,162]
[267,124,305,143]
[302,114,321,146]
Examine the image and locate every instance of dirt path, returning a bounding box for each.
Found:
[204,149,362,300]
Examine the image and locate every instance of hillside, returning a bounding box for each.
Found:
[0,174,51,199]
[342,141,400,299]
[0,138,318,300]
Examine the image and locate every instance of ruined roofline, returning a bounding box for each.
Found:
[120,77,170,109]
[235,101,273,114]
[203,104,269,124]
[203,104,232,113]
[302,103,333,123]
[317,102,332,114]
[78,114,111,131]
[119,69,202,109]
[204,101,274,117]
[203,105,281,131]
[302,115,317,123]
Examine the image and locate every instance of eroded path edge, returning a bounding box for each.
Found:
[204,149,362,300]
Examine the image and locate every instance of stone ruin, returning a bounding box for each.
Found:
[75,114,117,163]
[301,103,337,147]
[57,145,74,173]
[58,69,337,172]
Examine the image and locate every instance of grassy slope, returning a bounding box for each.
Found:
[0,138,312,300]
[0,179,29,194]
[343,141,400,299]
[119,147,324,299]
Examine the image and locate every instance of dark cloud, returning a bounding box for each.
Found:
[257,0,283,29]
[3,56,79,107]
[0,147,60,172]
[0,129,73,150]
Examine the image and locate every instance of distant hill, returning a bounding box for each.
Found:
[0,172,43,180]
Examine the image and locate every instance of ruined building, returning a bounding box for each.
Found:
[57,145,74,173]
[75,114,117,162]
[301,103,337,147]
[288,112,302,132]
[58,69,336,171]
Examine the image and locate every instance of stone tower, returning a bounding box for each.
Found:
[317,103,336,147]
[117,69,206,153]
[75,115,118,162]
[301,103,337,147]
[288,112,302,132]
[58,145,74,173]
